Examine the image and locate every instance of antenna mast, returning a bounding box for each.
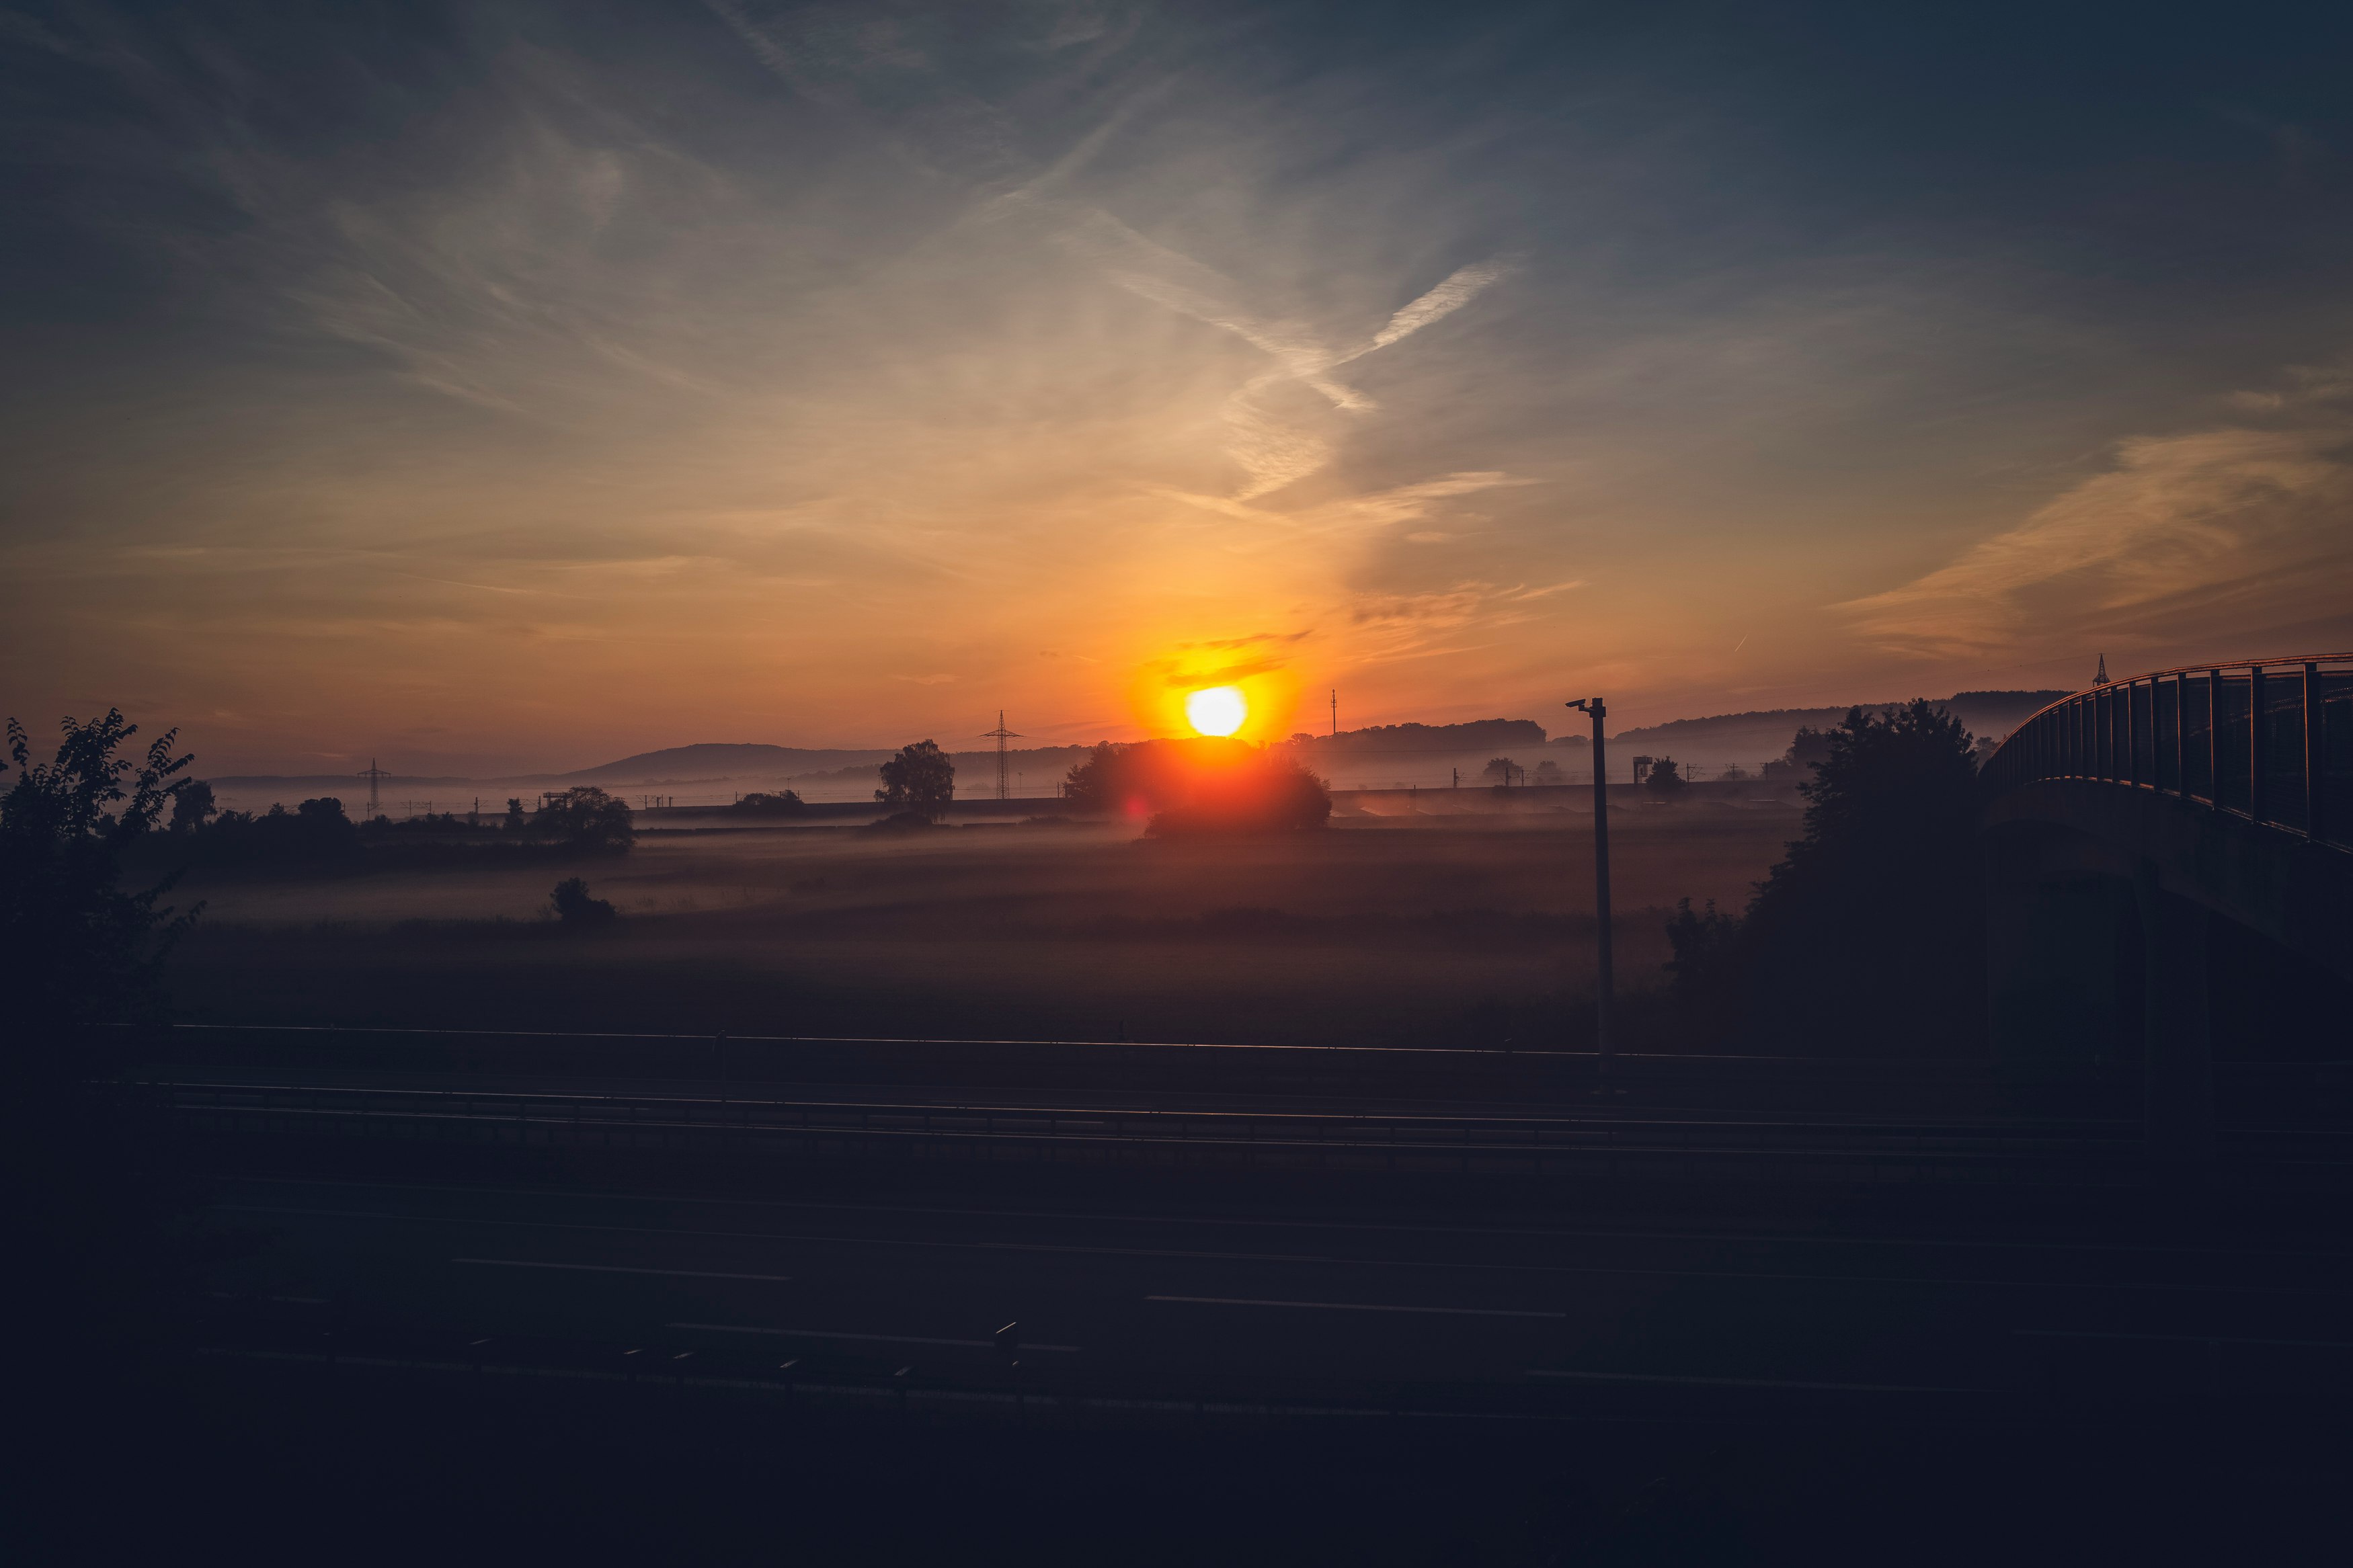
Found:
[981,711,1023,800]
[1330,688,1337,737]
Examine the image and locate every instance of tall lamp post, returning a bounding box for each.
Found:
[1566,698,1613,1071]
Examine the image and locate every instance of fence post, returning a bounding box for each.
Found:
[2127,682,2146,790]
[2306,662,2326,843]
[2249,666,2267,823]
[2173,672,2187,796]
[2208,670,2222,811]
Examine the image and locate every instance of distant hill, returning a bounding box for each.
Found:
[246,691,2065,800]
[1290,718,1554,756]
[555,742,892,782]
[1612,691,2066,767]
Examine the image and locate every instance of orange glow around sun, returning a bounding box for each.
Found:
[1185,686,1248,736]
[1126,642,1300,742]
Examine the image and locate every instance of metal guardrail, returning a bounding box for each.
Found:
[1981,653,2353,851]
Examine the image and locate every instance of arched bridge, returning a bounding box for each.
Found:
[1979,654,2353,1163]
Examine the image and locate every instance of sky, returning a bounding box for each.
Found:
[5,0,2352,776]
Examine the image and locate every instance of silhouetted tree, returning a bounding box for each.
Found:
[504,797,527,833]
[4,714,205,1402]
[876,740,955,820]
[1732,701,1985,1053]
[1759,726,1835,782]
[1,711,199,1059]
[1644,756,1687,796]
[1481,757,1521,788]
[551,876,616,925]
[1062,741,1133,813]
[1533,759,1566,787]
[167,779,216,833]
[533,786,635,850]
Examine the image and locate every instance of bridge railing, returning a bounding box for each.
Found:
[1981,653,2353,852]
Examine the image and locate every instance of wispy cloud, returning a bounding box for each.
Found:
[1844,380,2353,658]
[1107,255,1520,499]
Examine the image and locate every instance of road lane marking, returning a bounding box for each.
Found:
[670,1322,1080,1352]
[2014,1328,2353,1348]
[1146,1295,1565,1319]
[451,1258,794,1282]
[1527,1369,1979,1393]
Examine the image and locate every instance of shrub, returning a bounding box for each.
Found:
[1146,754,1332,836]
[732,790,807,817]
[550,877,616,925]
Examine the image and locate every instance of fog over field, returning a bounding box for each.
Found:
[169,803,1796,1051]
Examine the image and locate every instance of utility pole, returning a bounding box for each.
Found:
[1330,689,1337,737]
[982,711,1022,800]
[1566,698,1613,1073]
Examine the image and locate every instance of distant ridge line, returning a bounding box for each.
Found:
[202,690,2070,785]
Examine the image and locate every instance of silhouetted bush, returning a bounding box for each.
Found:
[1663,897,1745,1034]
[731,790,807,817]
[1146,755,1331,835]
[1,710,199,1051]
[1065,738,1330,833]
[551,877,616,925]
[1062,739,1201,813]
[1644,757,1687,796]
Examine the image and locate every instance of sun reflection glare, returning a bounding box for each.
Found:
[1185,686,1248,737]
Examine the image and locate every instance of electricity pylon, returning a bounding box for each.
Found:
[981,711,1022,800]
[356,758,389,819]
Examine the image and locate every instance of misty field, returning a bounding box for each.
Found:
[165,803,1802,1051]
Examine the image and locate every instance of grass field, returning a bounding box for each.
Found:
[163,802,1802,1050]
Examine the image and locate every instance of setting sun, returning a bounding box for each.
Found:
[1185,686,1248,737]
